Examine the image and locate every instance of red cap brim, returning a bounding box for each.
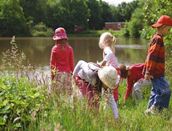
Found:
[151,23,163,28]
[53,35,68,41]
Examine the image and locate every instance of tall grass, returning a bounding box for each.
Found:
[28,79,172,131]
[0,36,50,130]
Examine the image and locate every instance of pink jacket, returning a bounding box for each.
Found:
[50,43,74,79]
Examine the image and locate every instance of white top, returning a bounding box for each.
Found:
[103,47,118,68]
[73,60,100,86]
[74,60,119,120]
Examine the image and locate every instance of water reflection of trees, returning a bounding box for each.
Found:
[0,37,147,67]
[16,38,53,66]
[116,48,146,65]
[70,38,102,63]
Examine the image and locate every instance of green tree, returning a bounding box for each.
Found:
[101,1,113,23]
[0,0,29,36]
[87,0,102,29]
[141,0,172,40]
[31,22,53,37]
[45,0,89,32]
[20,0,48,24]
[44,1,61,29]
[62,0,89,31]
[111,1,138,22]
[125,0,172,38]
[127,8,144,38]
[0,0,140,35]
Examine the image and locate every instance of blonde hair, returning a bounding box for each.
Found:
[98,32,116,52]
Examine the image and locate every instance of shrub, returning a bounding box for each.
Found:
[0,36,48,130]
[31,22,53,37]
[0,76,47,130]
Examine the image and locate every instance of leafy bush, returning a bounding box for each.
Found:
[31,22,53,37]
[166,45,172,81]
[0,76,47,130]
[126,8,144,38]
[0,0,30,36]
[0,36,48,130]
[121,23,130,37]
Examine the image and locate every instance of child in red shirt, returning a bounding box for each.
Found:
[50,27,74,91]
[119,63,151,104]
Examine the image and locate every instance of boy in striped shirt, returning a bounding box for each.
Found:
[144,15,172,114]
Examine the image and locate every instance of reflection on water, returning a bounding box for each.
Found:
[0,37,148,69]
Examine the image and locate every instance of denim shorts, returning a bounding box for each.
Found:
[152,77,170,96]
[148,77,171,108]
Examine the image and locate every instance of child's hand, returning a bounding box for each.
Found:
[144,74,153,80]
[97,60,106,67]
[97,61,101,66]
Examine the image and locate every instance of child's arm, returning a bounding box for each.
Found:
[69,48,74,72]
[145,38,162,79]
[50,49,56,80]
[73,60,86,77]
[97,60,107,67]
[123,78,133,104]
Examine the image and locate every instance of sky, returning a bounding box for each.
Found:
[102,0,134,6]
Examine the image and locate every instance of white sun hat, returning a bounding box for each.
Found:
[98,66,119,89]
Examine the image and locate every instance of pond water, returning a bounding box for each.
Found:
[0,37,148,70]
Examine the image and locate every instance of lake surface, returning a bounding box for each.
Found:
[0,37,148,70]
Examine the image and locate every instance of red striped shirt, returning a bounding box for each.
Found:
[143,33,165,78]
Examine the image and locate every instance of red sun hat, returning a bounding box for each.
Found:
[53,27,68,40]
[152,15,172,28]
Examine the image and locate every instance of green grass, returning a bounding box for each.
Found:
[28,81,172,131]
[1,75,172,131]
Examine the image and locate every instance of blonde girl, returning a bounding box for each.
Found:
[98,32,118,68]
[98,32,119,102]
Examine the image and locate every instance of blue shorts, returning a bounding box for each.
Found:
[148,77,171,109]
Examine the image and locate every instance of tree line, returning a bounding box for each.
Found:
[124,0,172,39]
[0,0,138,36]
